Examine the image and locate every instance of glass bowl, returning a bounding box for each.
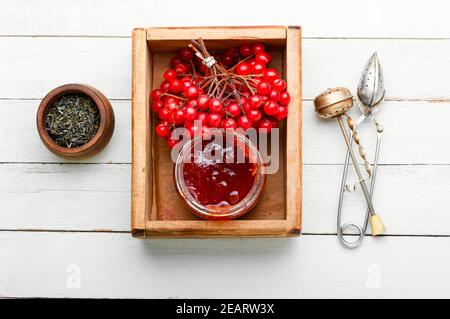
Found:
[174,130,265,220]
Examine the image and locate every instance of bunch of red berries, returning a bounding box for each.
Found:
[150,40,290,148]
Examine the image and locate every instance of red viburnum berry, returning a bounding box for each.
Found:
[222,118,237,130]
[236,62,251,75]
[249,95,262,109]
[169,79,183,93]
[258,119,273,133]
[247,109,262,123]
[151,89,162,101]
[209,98,224,114]
[238,115,252,129]
[184,106,198,122]
[275,105,288,120]
[163,69,177,81]
[155,123,170,137]
[263,100,279,116]
[239,44,252,57]
[256,80,271,96]
[197,95,210,111]
[183,86,199,100]
[279,91,291,106]
[207,113,222,128]
[226,102,241,118]
[255,52,272,65]
[263,68,279,83]
[178,47,194,60]
[272,78,287,92]
[252,43,265,55]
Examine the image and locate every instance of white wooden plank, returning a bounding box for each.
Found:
[303,164,450,235]
[0,164,130,231]
[1,0,450,39]
[303,101,450,164]
[1,163,450,236]
[1,99,448,165]
[0,37,131,100]
[0,232,449,298]
[303,38,450,101]
[0,100,130,163]
[1,37,450,100]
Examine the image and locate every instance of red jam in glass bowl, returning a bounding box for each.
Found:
[174,130,265,220]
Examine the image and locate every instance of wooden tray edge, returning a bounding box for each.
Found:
[131,26,302,239]
[131,28,150,238]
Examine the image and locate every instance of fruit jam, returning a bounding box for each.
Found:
[175,131,265,220]
[183,156,257,207]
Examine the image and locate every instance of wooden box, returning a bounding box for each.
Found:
[131,26,302,238]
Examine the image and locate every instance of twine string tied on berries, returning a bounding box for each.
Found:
[189,39,217,69]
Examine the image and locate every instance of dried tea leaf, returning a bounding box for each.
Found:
[45,94,100,148]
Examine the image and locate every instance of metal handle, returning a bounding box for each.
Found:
[337,115,384,248]
[337,115,377,216]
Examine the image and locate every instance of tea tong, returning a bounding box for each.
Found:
[337,52,386,248]
[313,53,386,249]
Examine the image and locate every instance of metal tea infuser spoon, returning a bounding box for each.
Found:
[314,86,385,247]
[336,52,386,248]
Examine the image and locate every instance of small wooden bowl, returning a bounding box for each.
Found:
[37,84,115,159]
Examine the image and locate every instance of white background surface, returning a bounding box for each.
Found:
[0,0,449,298]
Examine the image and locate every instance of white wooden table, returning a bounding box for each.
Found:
[1,0,450,298]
